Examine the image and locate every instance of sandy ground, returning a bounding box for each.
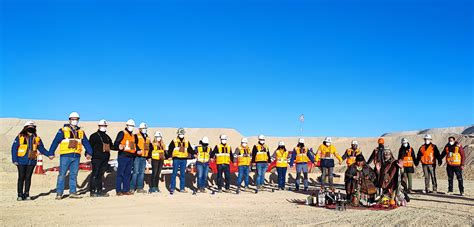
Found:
[0,169,473,226]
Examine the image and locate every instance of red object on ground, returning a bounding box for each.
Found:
[45,161,92,172]
[34,155,46,174]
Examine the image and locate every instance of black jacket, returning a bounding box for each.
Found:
[89,130,115,160]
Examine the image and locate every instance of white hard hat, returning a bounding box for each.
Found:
[126,119,135,126]
[241,138,248,143]
[298,138,305,143]
[424,134,432,140]
[278,141,285,146]
[220,134,228,140]
[177,128,185,135]
[401,138,408,143]
[154,131,162,137]
[139,122,148,129]
[69,112,80,119]
[351,140,358,145]
[98,119,108,126]
[24,121,36,127]
[202,136,209,144]
[324,137,332,143]
[258,134,265,140]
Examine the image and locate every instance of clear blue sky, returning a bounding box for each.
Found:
[1,0,473,137]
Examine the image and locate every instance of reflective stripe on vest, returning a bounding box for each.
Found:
[120,130,136,154]
[136,133,150,157]
[276,149,289,167]
[403,147,414,167]
[446,146,461,166]
[197,146,211,163]
[59,127,84,155]
[17,135,41,157]
[172,139,189,158]
[237,146,251,166]
[295,147,310,163]
[151,142,165,160]
[216,144,231,165]
[345,148,360,166]
[421,145,434,165]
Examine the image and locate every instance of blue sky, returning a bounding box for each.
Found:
[1,0,473,137]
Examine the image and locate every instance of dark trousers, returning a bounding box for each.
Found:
[17,165,35,195]
[89,159,108,193]
[447,165,464,193]
[116,155,133,193]
[217,164,230,190]
[151,159,164,188]
[276,167,287,188]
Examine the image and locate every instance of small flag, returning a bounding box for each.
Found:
[299,114,305,123]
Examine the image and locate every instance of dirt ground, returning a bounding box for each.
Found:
[0,169,473,226]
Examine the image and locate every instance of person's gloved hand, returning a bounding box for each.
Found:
[86,154,92,160]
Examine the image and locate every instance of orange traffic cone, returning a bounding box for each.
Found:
[34,154,46,175]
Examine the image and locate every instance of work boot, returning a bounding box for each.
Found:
[23,193,31,201]
[447,191,454,195]
[123,191,134,195]
[180,189,188,193]
[17,194,23,201]
[116,192,123,196]
[55,194,63,200]
[137,189,147,194]
[69,193,82,199]
[90,192,99,197]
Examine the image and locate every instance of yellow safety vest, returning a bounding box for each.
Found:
[275,149,289,167]
[237,146,251,166]
[197,146,211,163]
[295,147,310,163]
[136,133,150,157]
[216,144,231,165]
[345,148,361,166]
[59,127,84,155]
[151,142,165,160]
[446,146,462,166]
[172,138,189,158]
[255,144,269,162]
[17,135,41,157]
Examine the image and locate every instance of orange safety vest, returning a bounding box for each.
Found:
[151,142,165,160]
[255,144,269,162]
[275,149,289,168]
[237,146,251,166]
[446,146,462,166]
[345,148,361,166]
[197,146,211,163]
[216,144,231,165]
[420,144,435,165]
[136,133,150,157]
[403,147,414,167]
[120,130,136,154]
[17,135,41,157]
[295,147,310,163]
[172,139,189,158]
[59,127,84,155]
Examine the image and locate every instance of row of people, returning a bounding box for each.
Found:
[11,112,465,201]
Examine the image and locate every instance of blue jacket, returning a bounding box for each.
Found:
[49,124,93,158]
[289,147,315,167]
[11,135,50,165]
